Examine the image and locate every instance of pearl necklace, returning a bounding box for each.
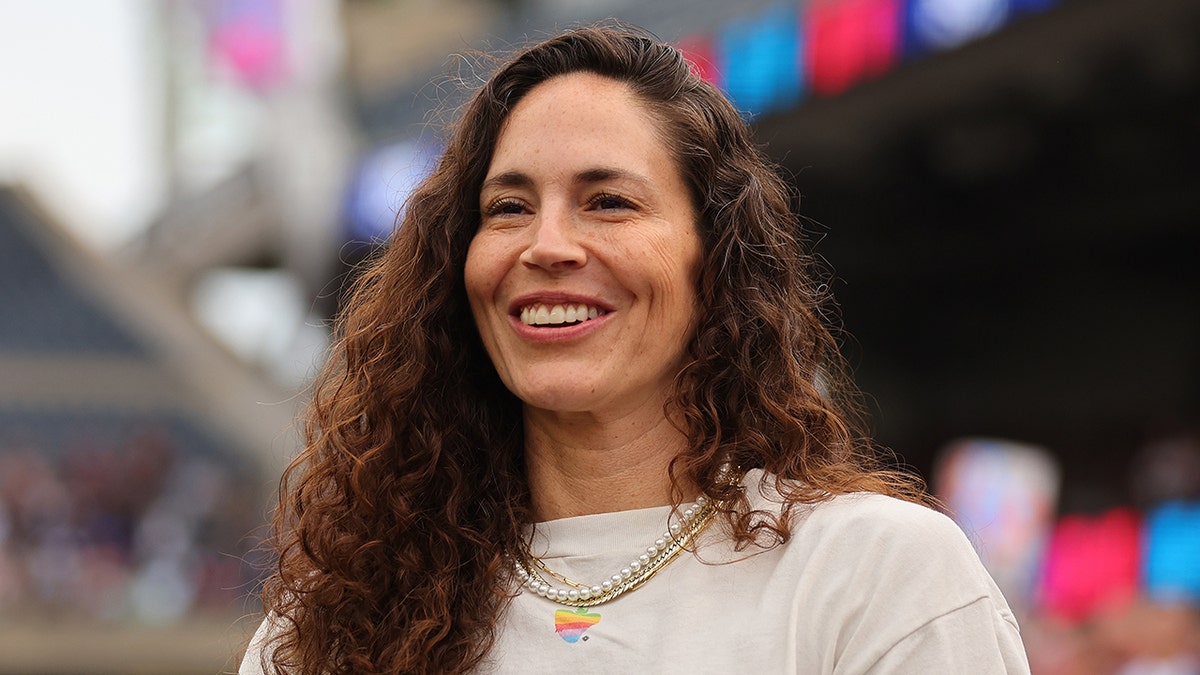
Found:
[511,495,717,607]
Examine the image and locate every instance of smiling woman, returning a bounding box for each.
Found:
[467,72,702,449]
[241,23,1031,675]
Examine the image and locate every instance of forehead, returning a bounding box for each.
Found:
[488,73,670,175]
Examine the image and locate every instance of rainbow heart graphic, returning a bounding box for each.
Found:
[554,607,601,643]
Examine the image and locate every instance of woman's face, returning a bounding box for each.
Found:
[465,72,702,419]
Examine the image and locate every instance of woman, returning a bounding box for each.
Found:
[242,24,1029,674]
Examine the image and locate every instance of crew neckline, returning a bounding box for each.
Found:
[528,504,679,559]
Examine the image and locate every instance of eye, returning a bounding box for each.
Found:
[590,192,635,211]
[484,197,528,217]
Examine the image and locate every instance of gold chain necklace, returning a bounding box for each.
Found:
[511,495,717,607]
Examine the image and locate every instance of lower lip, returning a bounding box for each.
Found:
[509,313,611,342]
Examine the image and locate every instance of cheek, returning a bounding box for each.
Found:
[679,233,703,288]
[463,240,498,325]
[464,238,494,297]
[665,235,703,330]
[653,233,702,302]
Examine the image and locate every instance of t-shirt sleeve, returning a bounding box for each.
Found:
[863,595,1030,674]
[794,494,1032,674]
[238,616,274,675]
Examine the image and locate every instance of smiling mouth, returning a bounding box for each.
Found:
[519,303,608,327]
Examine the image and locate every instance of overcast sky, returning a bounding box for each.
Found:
[0,1,162,251]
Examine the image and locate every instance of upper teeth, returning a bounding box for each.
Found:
[520,303,605,326]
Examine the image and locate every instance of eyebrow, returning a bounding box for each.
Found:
[480,167,652,194]
[480,171,531,193]
[575,167,651,187]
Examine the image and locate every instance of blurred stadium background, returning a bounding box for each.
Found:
[1,0,1197,673]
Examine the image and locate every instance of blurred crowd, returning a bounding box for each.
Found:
[0,430,264,624]
[936,434,1200,674]
[2,422,1197,675]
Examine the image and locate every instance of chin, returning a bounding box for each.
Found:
[498,370,594,409]
[514,389,599,414]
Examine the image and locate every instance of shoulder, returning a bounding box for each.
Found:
[800,492,967,550]
[744,471,1015,624]
[238,614,279,675]
[744,470,975,560]
[800,493,995,587]
[802,495,1028,672]
[739,477,1027,671]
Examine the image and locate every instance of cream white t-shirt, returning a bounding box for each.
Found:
[242,471,1030,674]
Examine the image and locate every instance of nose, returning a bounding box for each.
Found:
[518,206,587,271]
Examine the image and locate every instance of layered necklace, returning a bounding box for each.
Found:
[511,494,718,608]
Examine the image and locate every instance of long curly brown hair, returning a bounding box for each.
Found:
[258,22,930,674]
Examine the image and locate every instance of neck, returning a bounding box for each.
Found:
[522,406,692,521]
